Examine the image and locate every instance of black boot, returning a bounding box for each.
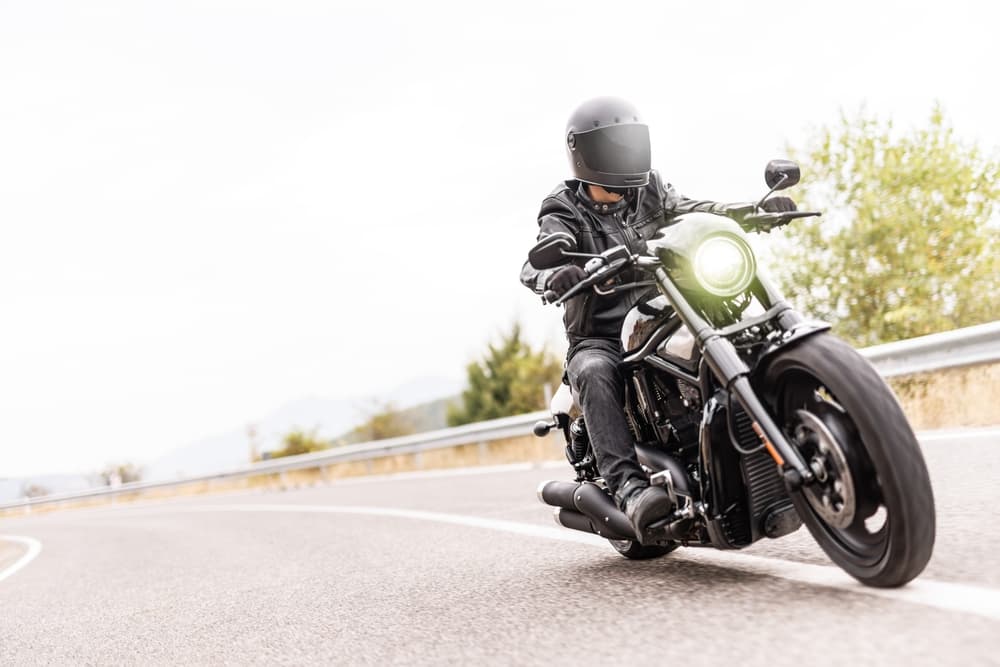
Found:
[617,477,673,542]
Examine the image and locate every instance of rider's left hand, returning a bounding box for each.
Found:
[762,196,797,213]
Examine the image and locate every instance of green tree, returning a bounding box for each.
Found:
[447,322,563,426]
[269,428,329,459]
[349,400,415,442]
[99,463,143,486]
[777,105,1000,346]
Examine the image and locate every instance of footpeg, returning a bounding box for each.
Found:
[533,420,557,437]
[649,469,678,508]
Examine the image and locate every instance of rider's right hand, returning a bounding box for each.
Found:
[547,265,587,297]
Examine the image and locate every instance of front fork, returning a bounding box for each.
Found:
[654,267,815,489]
[702,338,813,488]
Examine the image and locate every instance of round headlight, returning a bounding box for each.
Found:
[693,234,756,297]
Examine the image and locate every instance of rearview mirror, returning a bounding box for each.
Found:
[528,232,577,270]
[764,159,801,190]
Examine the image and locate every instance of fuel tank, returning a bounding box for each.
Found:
[621,294,701,372]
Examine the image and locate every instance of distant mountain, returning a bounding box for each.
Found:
[0,474,95,504]
[143,375,462,482]
[383,376,463,409]
[0,375,464,501]
[333,395,457,446]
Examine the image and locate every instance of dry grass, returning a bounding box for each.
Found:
[889,363,1000,430]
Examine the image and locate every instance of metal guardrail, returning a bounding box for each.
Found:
[859,320,1000,378]
[4,321,999,512]
[0,410,550,512]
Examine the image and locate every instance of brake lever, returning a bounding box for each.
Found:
[549,276,593,306]
[594,280,657,296]
[743,210,821,233]
[544,257,632,306]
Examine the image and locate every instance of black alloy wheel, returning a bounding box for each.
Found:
[765,333,935,587]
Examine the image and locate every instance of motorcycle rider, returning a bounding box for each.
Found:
[520,96,795,539]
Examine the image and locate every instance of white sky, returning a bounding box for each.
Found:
[2,0,999,476]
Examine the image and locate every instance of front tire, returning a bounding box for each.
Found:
[765,333,935,587]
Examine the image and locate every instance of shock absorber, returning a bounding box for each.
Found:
[568,417,589,463]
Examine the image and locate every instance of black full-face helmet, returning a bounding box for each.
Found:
[565,96,651,189]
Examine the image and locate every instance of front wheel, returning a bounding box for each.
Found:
[764,333,935,587]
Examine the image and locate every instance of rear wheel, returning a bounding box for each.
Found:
[765,333,935,587]
[609,539,677,560]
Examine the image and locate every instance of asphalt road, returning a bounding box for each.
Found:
[2,429,999,666]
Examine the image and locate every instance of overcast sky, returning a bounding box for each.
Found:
[2,0,999,476]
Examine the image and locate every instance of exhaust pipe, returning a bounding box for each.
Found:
[539,480,635,541]
[553,508,635,540]
[540,479,693,543]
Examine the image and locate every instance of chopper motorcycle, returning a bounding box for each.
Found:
[531,160,935,588]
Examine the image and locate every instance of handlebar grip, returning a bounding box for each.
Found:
[543,289,559,304]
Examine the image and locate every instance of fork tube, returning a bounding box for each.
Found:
[654,268,712,338]
[655,267,813,487]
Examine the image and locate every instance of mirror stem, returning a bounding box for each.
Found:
[755,173,788,212]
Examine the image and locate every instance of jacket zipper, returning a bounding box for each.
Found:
[612,211,635,254]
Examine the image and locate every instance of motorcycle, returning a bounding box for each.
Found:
[530,160,935,588]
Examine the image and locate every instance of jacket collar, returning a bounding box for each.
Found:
[575,180,631,215]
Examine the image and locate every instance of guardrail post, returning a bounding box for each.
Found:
[477,441,487,465]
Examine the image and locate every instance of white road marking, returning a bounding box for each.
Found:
[916,427,1000,442]
[0,535,42,584]
[192,503,1000,623]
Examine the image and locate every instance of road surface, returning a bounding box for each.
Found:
[2,429,999,665]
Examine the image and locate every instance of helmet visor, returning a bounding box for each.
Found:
[574,124,651,175]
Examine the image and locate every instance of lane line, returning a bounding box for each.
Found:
[916,427,1000,442]
[189,503,1000,623]
[0,535,42,584]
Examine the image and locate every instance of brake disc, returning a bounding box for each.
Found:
[795,409,857,529]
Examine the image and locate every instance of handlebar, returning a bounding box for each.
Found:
[541,211,821,306]
[741,210,821,232]
[543,256,634,306]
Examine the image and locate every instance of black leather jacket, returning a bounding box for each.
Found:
[520,170,731,349]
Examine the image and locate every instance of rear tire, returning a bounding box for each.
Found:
[609,539,676,560]
[764,333,935,587]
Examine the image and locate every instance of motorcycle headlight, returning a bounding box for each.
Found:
[692,234,756,297]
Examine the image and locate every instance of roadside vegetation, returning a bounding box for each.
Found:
[447,322,562,426]
[776,105,1000,346]
[98,462,143,486]
[266,428,330,459]
[269,401,428,459]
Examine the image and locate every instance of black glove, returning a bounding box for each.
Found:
[761,196,797,213]
[547,265,587,297]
